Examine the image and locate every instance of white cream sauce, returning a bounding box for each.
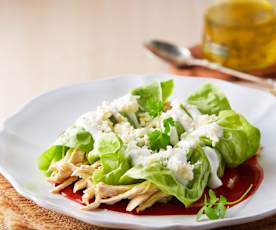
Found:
[203,146,222,189]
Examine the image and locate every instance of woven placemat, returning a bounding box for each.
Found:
[1,174,276,230]
[1,46,276,229]
[0,175,108,230]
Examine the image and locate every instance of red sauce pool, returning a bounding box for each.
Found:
[60,156,263,215]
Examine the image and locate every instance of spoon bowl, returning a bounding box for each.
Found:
[144,40,194,67]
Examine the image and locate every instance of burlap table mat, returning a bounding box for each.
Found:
[1,46,276,229]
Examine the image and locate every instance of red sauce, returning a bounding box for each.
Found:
[60,156,263,215]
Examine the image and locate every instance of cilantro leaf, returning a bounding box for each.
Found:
[208,189,218,205]
[205,206,219,220]
[215,196,227,219]
[148,130,170,151]
[196,185,253,221]
[163,117,175,134]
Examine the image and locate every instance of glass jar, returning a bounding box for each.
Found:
[202,0,276,71]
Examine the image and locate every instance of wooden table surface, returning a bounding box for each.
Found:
[0,0,211,122]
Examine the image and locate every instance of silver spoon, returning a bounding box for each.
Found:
[144,39,276,95]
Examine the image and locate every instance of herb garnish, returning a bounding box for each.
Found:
[148,130,170,151]
[147,100,164,118]
[196,184,253,221]
[163,117,175,134]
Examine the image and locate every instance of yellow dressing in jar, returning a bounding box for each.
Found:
[202,0,276,71]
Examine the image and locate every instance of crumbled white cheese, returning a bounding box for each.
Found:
[75,111,113,139]
[161,99,194,132]
[177,135,198,150]
[114,121,134,143]
[125,143,194,186]
[166,147,194,185]
[96,101,115,121]
[112,94,139,113]
[203,146,222,189]
[76,95,149,144]
[125,141,152,166]
[75,112,99,138]
[132,128,150,146]
[114,122,149,146]
[138,112,160,128]
[146,146,173,165]
[190,123,223,146]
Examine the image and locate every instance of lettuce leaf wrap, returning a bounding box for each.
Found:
[37,127,94,176]
[216,110,261,167]
[187,83,261,168]
[121,146,210,207]
[90,133,136,185]
[37,145,69,176]
[187,83,231,115]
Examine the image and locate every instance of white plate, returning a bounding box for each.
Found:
[0,74,276,230]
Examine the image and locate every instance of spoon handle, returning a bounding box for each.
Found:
[192,59,276,95]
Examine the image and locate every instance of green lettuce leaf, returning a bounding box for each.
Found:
[215,149,225,177]
[56,126,94,152]
[131,80,174,117]
[93,150,133,185]
[187,83,231,115]
[132,81,162,113]
[37,145,69,176]
[121,146,210,207]
[161,79,174,102]
[91,133,135,185]
[38,127,94,176]
[88,131,122,164]
[216,110,261,167]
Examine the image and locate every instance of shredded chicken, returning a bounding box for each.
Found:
[82,181,160,211]
[136,191,171,212]
[126,192,155,212]
[68,149,85,164]
[96,182,131,199]
[48,149,86,184]
[82,186,95,205]
[51,176,78,193]
[73,178,87,193]
[72,163,100,193]
[49,149,171,213]
[48,161,75,184]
